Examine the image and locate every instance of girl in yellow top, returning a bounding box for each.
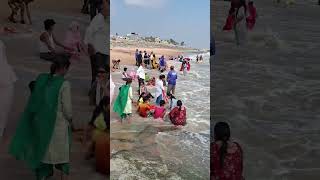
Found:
[85,96,109,160]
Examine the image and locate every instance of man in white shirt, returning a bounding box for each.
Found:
[136,63,145,91]
[155,75,165,105]
[84,0,109,85]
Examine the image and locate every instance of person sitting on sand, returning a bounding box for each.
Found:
[8,0,33,24]
[112,59,120,70]
[138,96,153,118]
[211,122,244,179]
[113,79,133,123]
[85,96,109,160]
[40,19,73,61]
[64,21,87,61]
[153,100,166,120]
[169,100,187,126]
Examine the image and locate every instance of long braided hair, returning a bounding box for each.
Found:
[214,122,231,167]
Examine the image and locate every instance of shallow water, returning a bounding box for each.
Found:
[110,52,210,179]
[155,52,210,179]
[213,1,320,179]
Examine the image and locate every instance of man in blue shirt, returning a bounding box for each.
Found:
[167,66,178,95]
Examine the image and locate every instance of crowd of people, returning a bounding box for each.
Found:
[112,49,189,127]
[1,0,110,179]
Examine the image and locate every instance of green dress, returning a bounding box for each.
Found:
[113,84,130,119]
[9,73,72,179]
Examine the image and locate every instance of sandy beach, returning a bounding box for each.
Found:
[0,0,107,179]
[111,47,184,66]
[212,0,320,179]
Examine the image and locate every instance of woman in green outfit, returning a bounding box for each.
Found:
[9,54,72,180]
[113,79,133,123]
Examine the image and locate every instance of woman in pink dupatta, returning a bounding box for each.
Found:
[64,21,87,61]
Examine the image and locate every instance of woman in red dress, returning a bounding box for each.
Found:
[169,100,186,126]
[211,122,244,180]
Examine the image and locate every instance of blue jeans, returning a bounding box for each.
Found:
[156,95,163,105]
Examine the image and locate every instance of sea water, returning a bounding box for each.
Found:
[155,52,210,180]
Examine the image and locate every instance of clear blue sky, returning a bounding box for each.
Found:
[110,0,210,49]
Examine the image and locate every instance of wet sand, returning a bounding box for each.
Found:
[0,0,106,179]
[212,0,320,179]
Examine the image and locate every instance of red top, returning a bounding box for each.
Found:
[211,142,243,180]
[169,106,187,126]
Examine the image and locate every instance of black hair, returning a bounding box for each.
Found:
[143,96,149,102]
[28,80,36,92]
[214,122,231,168]
[177,100,182,111]
[170,66,174,70]
[44,19,56,31]
[138,92,146,102]
[124,67,127,71]
[50,54,71,76]
[160,100,165,106]
[90,96,110,129]
[159,74,165,80]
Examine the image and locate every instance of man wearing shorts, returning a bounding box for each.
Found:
[167,66,178,95]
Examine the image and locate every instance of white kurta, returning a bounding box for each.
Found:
[123,86,132,114]
[42,81,72,164]
[0,40,17,137]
